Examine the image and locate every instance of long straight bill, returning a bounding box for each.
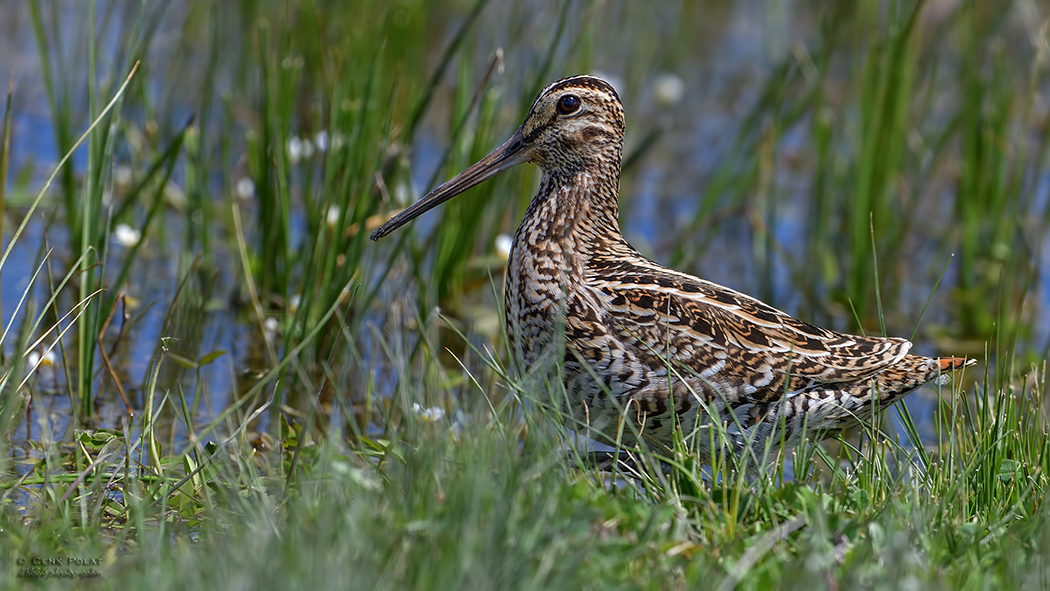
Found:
[371,129,529,241]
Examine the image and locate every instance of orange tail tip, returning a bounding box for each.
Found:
[938,357,976,371]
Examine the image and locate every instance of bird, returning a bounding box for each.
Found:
[371,74,974,467]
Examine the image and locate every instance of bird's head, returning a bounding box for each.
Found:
[371,75,625,241]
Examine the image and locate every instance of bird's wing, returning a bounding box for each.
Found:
[586,260,911,403]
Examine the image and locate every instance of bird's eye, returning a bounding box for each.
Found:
[556,95,581,115]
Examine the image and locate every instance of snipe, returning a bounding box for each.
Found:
[372,75,973,463]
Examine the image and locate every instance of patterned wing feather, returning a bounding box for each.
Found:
[589,259,912,403]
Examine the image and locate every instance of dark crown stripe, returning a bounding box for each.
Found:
[543,75,621,101]
[530,75,622,112]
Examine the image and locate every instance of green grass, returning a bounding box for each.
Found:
[1,0,1049,588]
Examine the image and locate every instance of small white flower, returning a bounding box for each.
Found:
[301,139,315,159]
[113,166,133,187]
[264,317,279,334]
[26,349,56,371]
[326,205,341,229]
[287,136,303,163]
[495,234,513,260]
[288,294,302,314]
[113,224,141,247]
[314,130,329,152]
[236,177,256,200]
[412,403,445,422]
[653,73,685,107]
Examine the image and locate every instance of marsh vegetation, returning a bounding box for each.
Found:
[1,1,1049,588]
